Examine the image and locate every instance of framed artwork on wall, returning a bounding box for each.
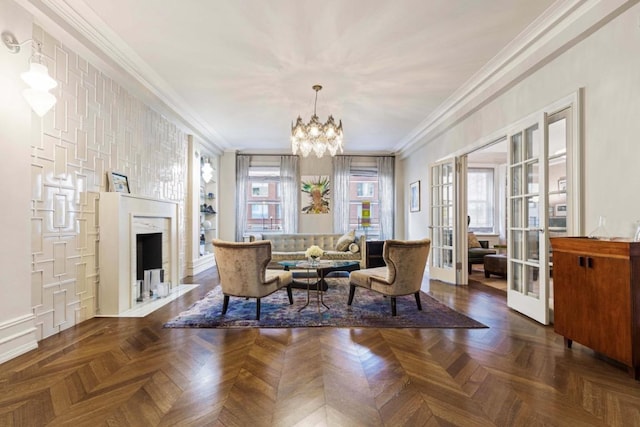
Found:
[555,204,567,217]
[558,177,567,191]
[410,181,420,212]
[301,176,330,214]
[108,171,130,193]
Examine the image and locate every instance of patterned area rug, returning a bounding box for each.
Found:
[164,278,487,329]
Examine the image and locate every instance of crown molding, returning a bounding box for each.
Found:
[18,0,228,152]
[395,0,631,158]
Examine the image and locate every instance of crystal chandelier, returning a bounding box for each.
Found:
[291,85,344,158]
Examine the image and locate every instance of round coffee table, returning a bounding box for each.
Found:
[278,260,360,311]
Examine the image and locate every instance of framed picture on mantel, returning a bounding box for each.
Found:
[108,171,130,193]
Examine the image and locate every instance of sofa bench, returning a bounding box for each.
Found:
[253,232,367,268]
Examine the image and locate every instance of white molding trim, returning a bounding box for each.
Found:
[0,313,38,365]
[396,0,630,157]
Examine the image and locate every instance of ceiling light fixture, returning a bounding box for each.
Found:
[2,31,57,117]
[291,84,343,158]
[201,157,214,183]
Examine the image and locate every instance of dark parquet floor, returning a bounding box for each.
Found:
[1,267,639,426]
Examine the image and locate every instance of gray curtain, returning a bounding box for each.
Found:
[332,156,352,233]
[377,156,394,239]
[235,155,250,241]
[280,155,299,233]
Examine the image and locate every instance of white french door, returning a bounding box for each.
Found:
[429,158,458,284]
[506,115,551,324]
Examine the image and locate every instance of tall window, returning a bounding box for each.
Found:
[349,161,381,239]
[468,167,495,233]
[245,165,282,232]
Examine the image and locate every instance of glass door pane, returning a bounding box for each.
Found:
[429,158,457,283]
[507,118,551,325]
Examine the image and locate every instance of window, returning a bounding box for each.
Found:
[251,204,268,219]
[252,183,268,197]
[356,182,374,198]
[348,162,381,239]
[468,167,495,233]
[245,165,282,231]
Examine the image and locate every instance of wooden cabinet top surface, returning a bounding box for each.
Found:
[551,237,640,257]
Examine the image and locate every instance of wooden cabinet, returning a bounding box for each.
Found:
[366,240,385,268]
[551,237,640,379]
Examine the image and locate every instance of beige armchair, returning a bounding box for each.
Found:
[212,239,293,320]
[348,238,431,316]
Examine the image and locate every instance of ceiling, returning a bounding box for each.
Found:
[37,0,557,155]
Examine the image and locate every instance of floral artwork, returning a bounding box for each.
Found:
[301,176,330,214]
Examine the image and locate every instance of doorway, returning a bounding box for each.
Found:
[454,91,581,325]
[466,139,508,291]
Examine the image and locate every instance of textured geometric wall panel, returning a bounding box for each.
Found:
[30,26,189,341]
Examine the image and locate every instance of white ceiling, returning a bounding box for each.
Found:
[39,0,557,154]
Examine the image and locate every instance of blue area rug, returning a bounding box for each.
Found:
[164,277,487,329]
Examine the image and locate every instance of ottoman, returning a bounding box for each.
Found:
[484,254,507,278]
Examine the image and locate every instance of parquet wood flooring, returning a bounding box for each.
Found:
[1,267,639,426]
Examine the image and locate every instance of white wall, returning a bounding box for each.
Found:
[402,3,640,241]
[0,0,38,363]
[218,151,237,241]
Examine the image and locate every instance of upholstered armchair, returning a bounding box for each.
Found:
[212,239,293,320]
[348,238,431,316]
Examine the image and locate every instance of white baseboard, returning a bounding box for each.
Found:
[0,313,38,365]
[186,254,216,276]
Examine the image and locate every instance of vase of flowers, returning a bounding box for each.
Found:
[305,245,324,266]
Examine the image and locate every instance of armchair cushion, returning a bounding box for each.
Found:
[212,239,293,319]
[348,238,431,316]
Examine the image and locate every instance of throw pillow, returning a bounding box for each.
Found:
[348,242,360,253]
[468,232,482,249]
[336,230,356,251]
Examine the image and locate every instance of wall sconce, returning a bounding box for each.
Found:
[2,31,57,117]
[201,157,214,183]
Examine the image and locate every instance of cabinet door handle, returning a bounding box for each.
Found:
[587,257,594,268]
[578,256,585,267]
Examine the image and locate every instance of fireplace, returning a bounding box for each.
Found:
[98,193,179,315]
[136,232,163,281]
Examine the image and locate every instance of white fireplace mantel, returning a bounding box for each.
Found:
[98,192,179,315]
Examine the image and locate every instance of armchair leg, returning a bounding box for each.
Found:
[222,295,230,314]
[286,285,293,304]
[391,297,397,316]
[348,285,356,305]
[256,298,261,320]
[414,292,422,311]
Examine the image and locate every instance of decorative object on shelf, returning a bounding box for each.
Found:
[2,31,57,116]
[291,84,343,158]
[201,157,214,183]
[107,171,130,193]
[301,176,330,214]
[305,245,324,266]
[201,220,212,230]
[200,204,216,214]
